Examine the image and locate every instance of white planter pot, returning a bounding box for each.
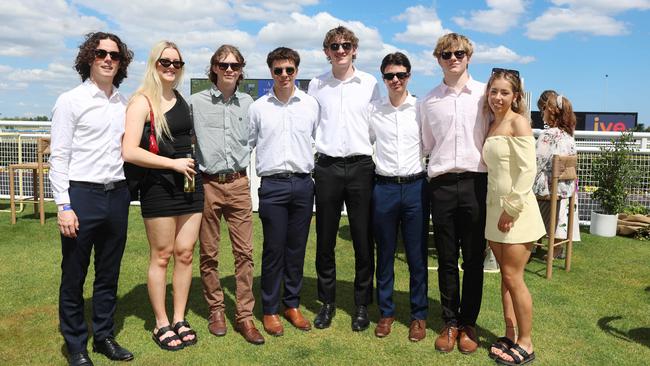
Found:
[590,211,618,237]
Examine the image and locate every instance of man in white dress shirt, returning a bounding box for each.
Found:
[419,32,488,354]
[248,47,319,337]
[49,32,134,366]
[308,26,381,331]
[369,52,428,342]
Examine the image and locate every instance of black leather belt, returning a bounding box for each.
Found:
[432,171,485,183]
[264,172,311,179]
[376,172,427,184]
[70,180,127,191]
[316,153,370,164]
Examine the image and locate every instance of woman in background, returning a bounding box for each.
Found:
[533,90,579,259]
[123,41,203,351]
[483,68,545,365]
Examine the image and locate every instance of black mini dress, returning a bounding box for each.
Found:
[139,92,204,218]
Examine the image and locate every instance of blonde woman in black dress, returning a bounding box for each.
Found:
[123,41,204,351]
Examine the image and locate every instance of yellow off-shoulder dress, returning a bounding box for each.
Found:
[483,136,546,243]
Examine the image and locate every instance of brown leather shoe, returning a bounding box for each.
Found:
[262,314,284,336]
[458,325,479,354]
[375,317,395,338]
[408,319,426,342]
[284,308,311,331]
[235,320,265,345]
[434,324,459,352]
[208,310,227,336]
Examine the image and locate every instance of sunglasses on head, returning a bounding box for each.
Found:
[382,72,410,80]
[216,62,242,71]
[328,42,353,51]
[491,67,520,78]
[273,67,295,76]
[94,49,121,61]
[440,50,466,60]
[158,58,184,69]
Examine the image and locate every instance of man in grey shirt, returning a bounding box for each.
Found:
[191,44,264,345]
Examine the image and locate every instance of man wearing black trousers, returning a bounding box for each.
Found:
[419,32,488,354]
[49,32,134,366]
[308,26,381,331]
[248,47,319,337]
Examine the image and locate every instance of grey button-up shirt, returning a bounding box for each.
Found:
[191,86,254,174]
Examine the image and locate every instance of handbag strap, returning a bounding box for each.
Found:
[142,94,155,137]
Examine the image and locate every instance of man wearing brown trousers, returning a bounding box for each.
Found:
[191,44,264,345]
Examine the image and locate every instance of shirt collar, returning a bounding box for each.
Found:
[268,86,302,104]
[83,79,120,100]
[210,85,240,102]
[326,67,362,84]
[440,75,480,95]
[380,92,416,109]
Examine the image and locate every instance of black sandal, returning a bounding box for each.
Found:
[495,343,536,365]
[173,320,198,346]
[489,336,515,359]
[152,326,184,351]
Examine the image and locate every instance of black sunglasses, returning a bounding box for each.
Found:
[329,42,353,51]
[273,67,295,76]
[382,72,410,80]
[440,50,466,60]
[158,58,185,69]
[94,49,121,61]
[216,62,242,71]
[491,67,520,78]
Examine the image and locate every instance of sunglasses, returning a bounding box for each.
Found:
[491,67,520,78]
[440,50,466,60]
[273,67,296,76]
[158,58,185,69]
[328,42,353,51]
[216,62,242,71]
[382,72,410,80]
[94,49,121,61]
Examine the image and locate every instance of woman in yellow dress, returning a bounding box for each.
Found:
[483,68,545,365]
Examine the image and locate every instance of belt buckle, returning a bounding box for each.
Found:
[104,181,115,191]
[217,173,227,183]
[397,176,403,184]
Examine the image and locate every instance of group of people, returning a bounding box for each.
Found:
[49,27,577,366]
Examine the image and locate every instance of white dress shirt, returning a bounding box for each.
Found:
[369,93,425,177]
[49,80,127,204]
[248,88,319,176]
[308,68,381,157]
[419,77,488,178]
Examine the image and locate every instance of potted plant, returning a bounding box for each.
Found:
[590,131,639,237]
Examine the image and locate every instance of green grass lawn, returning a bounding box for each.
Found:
[1,203,649,365]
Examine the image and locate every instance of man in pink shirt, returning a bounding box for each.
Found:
[419,33,488,355]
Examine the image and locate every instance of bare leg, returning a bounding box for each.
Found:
[489,241,518,357]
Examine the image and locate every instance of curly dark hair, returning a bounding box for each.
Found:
[266,47,300,68]
[74,32,133,88]
[380,52,411,74]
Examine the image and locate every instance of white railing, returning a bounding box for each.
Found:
[3,122,649,224]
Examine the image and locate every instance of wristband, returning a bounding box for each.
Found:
[58,204,72,212]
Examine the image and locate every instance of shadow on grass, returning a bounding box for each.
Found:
[113,272,499,352]
[597,316,650,349]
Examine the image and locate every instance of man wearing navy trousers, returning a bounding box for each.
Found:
[49,32,134,366]
[248,47,319,336]
[369,53,429,342]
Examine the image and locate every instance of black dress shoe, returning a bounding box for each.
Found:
[314,303,336,329]
[68,352,94,366]
[351,305,370,332]
[92,337,134,361]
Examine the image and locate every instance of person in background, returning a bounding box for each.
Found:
[533,90,580,259]
[191,45,264,345]
[50,31,134,366]
[482,68,545,365]
[123,41,203,351]
[369,52,428,342]
[308,25,381,332]
[419,32,487,354]
[249,47,318,337]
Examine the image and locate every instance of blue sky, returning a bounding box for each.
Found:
[1,0,649,124]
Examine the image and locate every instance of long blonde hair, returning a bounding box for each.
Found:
[131,40,184,140]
